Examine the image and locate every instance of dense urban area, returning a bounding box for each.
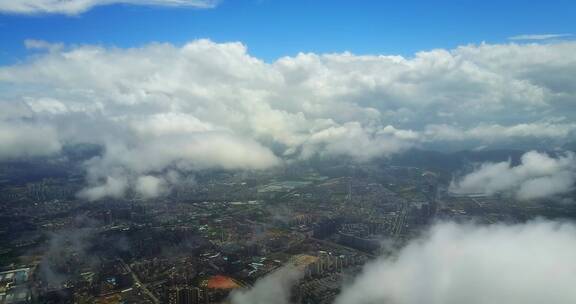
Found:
[2,147,575,304]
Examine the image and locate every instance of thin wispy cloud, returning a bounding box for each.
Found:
[0,0,219,15]
[509,33,572,41]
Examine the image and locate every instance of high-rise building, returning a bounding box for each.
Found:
[168,287,201,304]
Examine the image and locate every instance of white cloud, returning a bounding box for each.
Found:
[0,0,218,15]
[2,40,576,198]
[300,122,417,161]
[24,39,64,52]
[230,266,303,304]
[75,132,280,200]
[509,33,572,41]
[0,121,61,159]
[78,175,129,201]
[79,170,193,201]
[335,220,576,304]
[450,151,576,200]
[134,175,166,199]
[424,122,576,142]
[89,132,281,174]
[128,112,216,137]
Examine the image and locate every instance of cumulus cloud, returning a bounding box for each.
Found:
[0,0,218,15]
[450,151,576,200]
[78,175,129,201]
[299,122,417,161]
[230,266,303,304]
[134,175,167,199]
[78,164,204,200]
[335,220,576,304]
[0,121,61,159]
[110,133,277,172]
[79,171,176,201]
[2,40,576,198]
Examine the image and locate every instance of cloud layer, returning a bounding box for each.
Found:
[0,0,217,15]
[2,40,576,199]
[450,151,576,200]
[335,220,576,304]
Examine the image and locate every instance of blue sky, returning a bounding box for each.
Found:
[0,0,574,64]
[0,0,576,63]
